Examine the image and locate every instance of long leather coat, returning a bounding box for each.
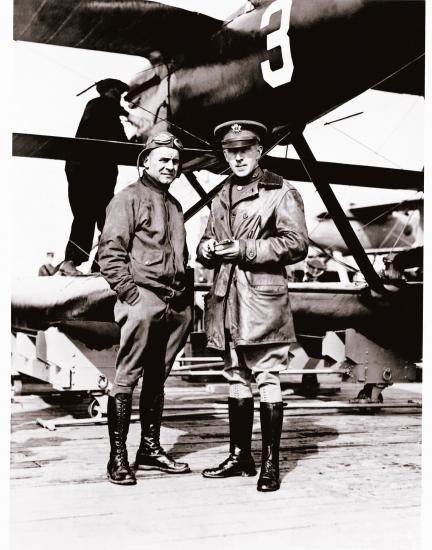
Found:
[197,168,308,351]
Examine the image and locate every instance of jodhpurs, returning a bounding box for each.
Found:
[111,286,192,397]
[223,339,289,402]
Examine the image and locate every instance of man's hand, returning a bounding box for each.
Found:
[201,239,217,260]
[214,239,240,259]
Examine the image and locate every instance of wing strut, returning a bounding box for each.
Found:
[183,172,211,208]
[291,131,390,295]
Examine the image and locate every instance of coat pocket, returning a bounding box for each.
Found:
[247,272,287,295]
[133,249,164,267]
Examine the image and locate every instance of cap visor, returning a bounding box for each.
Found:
[222,138,259,150]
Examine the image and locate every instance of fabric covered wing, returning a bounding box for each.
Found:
[14,0,222,62]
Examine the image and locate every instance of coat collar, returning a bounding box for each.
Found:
[259,168,284,188]
[139,170,170,195]
[222,167,283,192]
[219,167,283,208]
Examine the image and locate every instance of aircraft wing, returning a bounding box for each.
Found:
[348,199,423,222]
[373,57,424,96]
[12,132,219,172]
[261,156,423,191]
[13,0,222,62]
[12,132,423,192]
[15,0,424,96]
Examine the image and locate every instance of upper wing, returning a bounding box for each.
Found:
[13,0,222,62]
[373,57,424,96]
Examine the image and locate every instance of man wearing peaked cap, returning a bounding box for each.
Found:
[57,78,130,276]
[214,119,268,150]
[197,119,309,492]
[98,131,191,485]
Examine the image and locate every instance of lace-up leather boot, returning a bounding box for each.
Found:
[135,391,190,474]
[202,397,256,478]
[107,394,136,485]
[257,402,283,492]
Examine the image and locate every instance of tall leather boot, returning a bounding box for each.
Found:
[257,402,283,492]
[107,394,136,485]
[202,397,256,478]
[135,391,190,474]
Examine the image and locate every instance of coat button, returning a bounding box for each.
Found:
[243,213,248,219]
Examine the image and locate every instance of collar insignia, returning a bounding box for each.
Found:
[231,123,242,133]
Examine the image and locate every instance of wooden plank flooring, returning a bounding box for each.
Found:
[10,383,422,550]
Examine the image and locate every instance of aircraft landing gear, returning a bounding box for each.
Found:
[298,373,320,398]
[355,383,385,403]
[350,383,386,412]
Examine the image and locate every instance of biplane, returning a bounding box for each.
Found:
[293,196,422,284]
[11,0,425,416]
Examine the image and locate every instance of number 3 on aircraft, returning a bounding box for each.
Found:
[260,0,294,88]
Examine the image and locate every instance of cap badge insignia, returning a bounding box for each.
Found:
[231,123,242,133]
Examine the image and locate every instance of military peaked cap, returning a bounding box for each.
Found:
[214,120,267,149]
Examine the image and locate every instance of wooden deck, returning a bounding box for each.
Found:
[10,382,422,550]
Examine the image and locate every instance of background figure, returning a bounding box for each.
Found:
[197,120,309,492]
[37,251,56,276]
[58,78,130,275]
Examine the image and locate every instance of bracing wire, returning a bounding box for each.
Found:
[365,95,422,166]
[127,98,212,146]
[357,192,423,231]
[308,239,360,273]
[388,208,419,252]
[18,41,211,147]
[326,124,403,169]
[323,54,424,171]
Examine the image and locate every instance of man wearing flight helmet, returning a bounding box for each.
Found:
[98,132,192,485]
[197,120,308,492]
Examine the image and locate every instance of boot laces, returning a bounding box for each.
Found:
[262,459,277,478]
[112,441,130,468]
[141,436,165,455]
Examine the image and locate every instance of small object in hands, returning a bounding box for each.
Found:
[218,239,234,245]
[215,239,234,252]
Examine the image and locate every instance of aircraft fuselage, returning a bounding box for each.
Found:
[128,0,424,145]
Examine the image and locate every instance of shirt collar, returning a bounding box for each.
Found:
[231,166,263,186]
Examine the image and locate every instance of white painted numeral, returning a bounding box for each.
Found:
[260,0,294,88]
